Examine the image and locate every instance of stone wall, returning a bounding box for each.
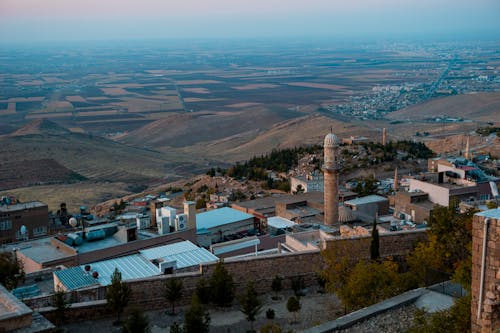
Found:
[324,229,427,260]
[471,210,500,333]
[25,229,427,323]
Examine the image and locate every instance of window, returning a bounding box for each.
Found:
[0,220,12,231]
[480,194,490,201]
[33,226,47,236]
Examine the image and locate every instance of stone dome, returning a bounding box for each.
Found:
[324,132,340,147]
[338,205,357,223]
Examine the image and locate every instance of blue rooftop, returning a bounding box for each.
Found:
[196,207,254,231]
[81,254,159,286]
[54,266,98,291]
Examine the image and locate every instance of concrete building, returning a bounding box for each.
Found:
[323,132,341,226]
[394,191,435,223]
[0,201,49,244]
[344,195,390,222]
[290,171,324,193]
[342,136,369,145]
[54,240,218,291]
[196,207,257,247]
[13,219,197,274]
[0,284,54,332]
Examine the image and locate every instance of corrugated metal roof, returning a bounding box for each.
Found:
[196,207,254,230]
[140,240,218,269]
[210,237,260,256]
[54,266,98,291]
[81,254,159,286]
[163,248,218,269]
[140,241,199,260]
[344,195,388,206]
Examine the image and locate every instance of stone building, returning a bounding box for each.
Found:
[471,209,500,332]
[0,201,49,244]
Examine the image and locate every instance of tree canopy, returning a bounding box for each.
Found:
[0,251,24,290]
[209,261,235,307]
[106,268,131,324]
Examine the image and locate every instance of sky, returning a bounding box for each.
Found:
[0,0,499,43]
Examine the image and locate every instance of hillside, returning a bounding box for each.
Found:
[11,118,71,136]
[386,92,500,123]
[118,107,302,149]
[1,119,189,184]
[194,114,377,161]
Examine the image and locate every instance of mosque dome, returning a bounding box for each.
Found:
[324,132,340,147]
[338,205,357,223]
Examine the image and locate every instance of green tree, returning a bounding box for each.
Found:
[286,296,301,323]
[196,197,207,209]
[122,309,150,333]
[239,281,262,331]
[293,184,305,194]
[260,323,283,333]
[169,322,182,333]
[184,295,210,333]
[0,251,24,290]
[51,288,69,326]
[370,219,380,260]
[353,176,378,196]
[271,275,283,300]
[337,259,403,311]
[106,268,131,325]
[209,261,234,307]
[195,278,211,304]
[428,204,474,270]
[486,201,498,209]
[406,234,445,287]
[164,277,183,315]
[291,276,305,297]
[206,168,216,177]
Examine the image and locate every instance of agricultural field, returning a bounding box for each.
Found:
[0,39,498,205]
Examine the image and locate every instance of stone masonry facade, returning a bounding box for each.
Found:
[471,211,500,333]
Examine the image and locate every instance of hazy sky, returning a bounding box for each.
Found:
[0,0,499,42]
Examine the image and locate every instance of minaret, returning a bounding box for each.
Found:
[465,136,470,160]
[323,131,340,226]
[394,167,398,192]
[382,128,387,146]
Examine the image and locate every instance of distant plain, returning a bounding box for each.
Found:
[0,39,498,209]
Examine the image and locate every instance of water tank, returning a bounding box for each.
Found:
[68,217,78,227]
[86,229,106,241]
[66,233,83,246]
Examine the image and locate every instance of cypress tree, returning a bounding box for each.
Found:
[106,268,131,325]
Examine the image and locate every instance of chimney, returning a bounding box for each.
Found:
[394,167,399,191]
[382,128,387,146]
[184,201,197,231]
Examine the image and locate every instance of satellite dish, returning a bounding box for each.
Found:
[20,225,27,235]
[69,217,78,227]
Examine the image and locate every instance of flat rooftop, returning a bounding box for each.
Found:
[476,208,500,219]
[267,216,296,229]
[196,207,254,231]
[233,192,326,211]
[17,238,70,263]
[345,195,388,206]
[0,202,46,212]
